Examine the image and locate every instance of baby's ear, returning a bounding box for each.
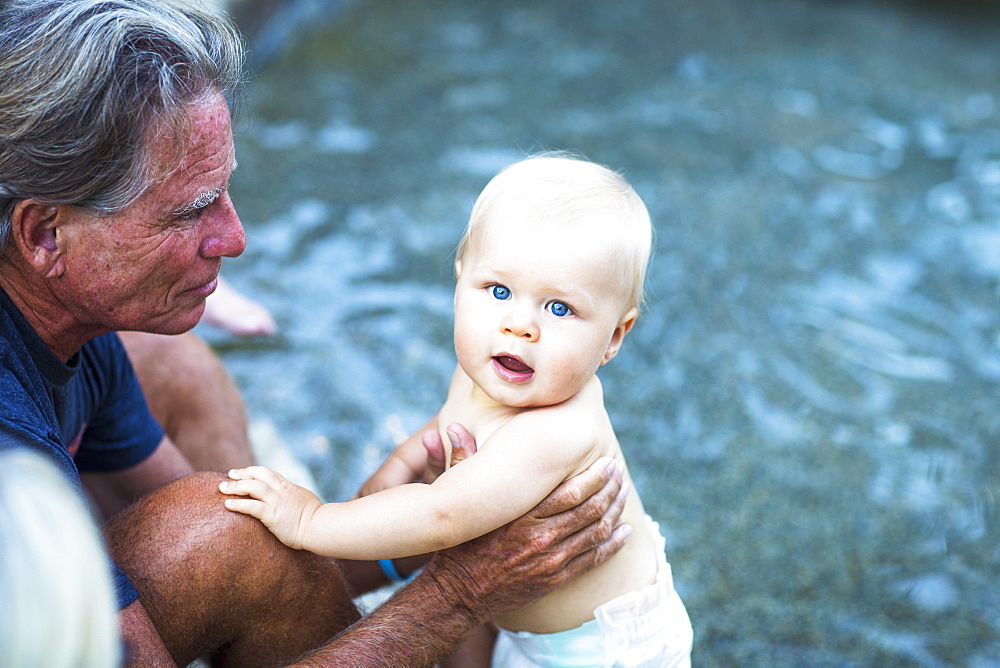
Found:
[601,307,638,365]
[454,258,463,279]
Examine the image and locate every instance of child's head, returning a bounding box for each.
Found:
[453,154,653,408]
[457,154,652,313]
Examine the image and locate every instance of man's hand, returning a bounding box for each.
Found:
[422,422,477,483]
[421,456,630,622]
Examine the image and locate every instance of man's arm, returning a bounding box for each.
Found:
[106,471,364,667]
[106,442,626,666]
[297,455,630,666]
[82,436,193,519]
[117,599,175,665]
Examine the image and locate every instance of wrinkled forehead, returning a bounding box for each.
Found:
[145,92,235,182]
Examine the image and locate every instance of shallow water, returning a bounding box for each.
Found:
[211,0,1000,663]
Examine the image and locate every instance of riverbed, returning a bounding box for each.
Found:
[209,0,1000,663]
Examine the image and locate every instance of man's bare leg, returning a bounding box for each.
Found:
[119,331,254,471]
[106,472,361,667]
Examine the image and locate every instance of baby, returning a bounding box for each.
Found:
[222,154,693,666]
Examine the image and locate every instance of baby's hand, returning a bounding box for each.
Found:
[220,466,322,550]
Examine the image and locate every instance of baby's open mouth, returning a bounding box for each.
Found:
[495,355,533,374]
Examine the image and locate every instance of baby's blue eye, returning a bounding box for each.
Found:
[491,285,511,300]
[548,301,571,317]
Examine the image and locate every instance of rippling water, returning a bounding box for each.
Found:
[210,0,1000,663]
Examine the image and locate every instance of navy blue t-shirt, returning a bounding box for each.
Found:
[0,286,164,608]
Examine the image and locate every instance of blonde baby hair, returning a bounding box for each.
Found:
[457,152,653,314]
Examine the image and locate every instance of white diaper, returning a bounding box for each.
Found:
[492,516,693,667]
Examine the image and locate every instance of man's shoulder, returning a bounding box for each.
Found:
[80,331,128,362]
[0,328,65,464]
[76,333,137,395]
[0,308,48,416]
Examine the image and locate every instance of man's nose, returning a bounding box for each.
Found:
[200,193,246,259]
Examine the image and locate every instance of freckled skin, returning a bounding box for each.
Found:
[0,88,631,665]
[39,93,246,357]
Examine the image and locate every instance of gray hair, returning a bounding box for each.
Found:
[0,0,248,248]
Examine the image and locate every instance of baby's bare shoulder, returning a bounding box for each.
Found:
[501,378,615,461]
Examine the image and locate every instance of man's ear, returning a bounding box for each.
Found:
[10,200,67,278]
[601,307,638,365]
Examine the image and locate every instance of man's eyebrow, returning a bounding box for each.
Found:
[171,186,224,217]
[170,161,239,217]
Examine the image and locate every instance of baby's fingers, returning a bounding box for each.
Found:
[219,477,274,502]
[223,496,268,519]
[227,465,284,484]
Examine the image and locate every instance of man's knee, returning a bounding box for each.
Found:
[105,472,266,592]
[106,472,360,663]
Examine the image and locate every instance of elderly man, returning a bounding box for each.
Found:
[0,1,629,665]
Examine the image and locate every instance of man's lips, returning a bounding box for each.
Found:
[187,277,219,298]
[493,355,534,382]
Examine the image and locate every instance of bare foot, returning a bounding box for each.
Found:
[204,276,278,337]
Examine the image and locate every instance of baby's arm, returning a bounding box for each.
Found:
[222,465,323,550]
[223,410,597,560]
[355,415,438,498]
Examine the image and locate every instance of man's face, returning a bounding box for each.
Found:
[55,92,246,336]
